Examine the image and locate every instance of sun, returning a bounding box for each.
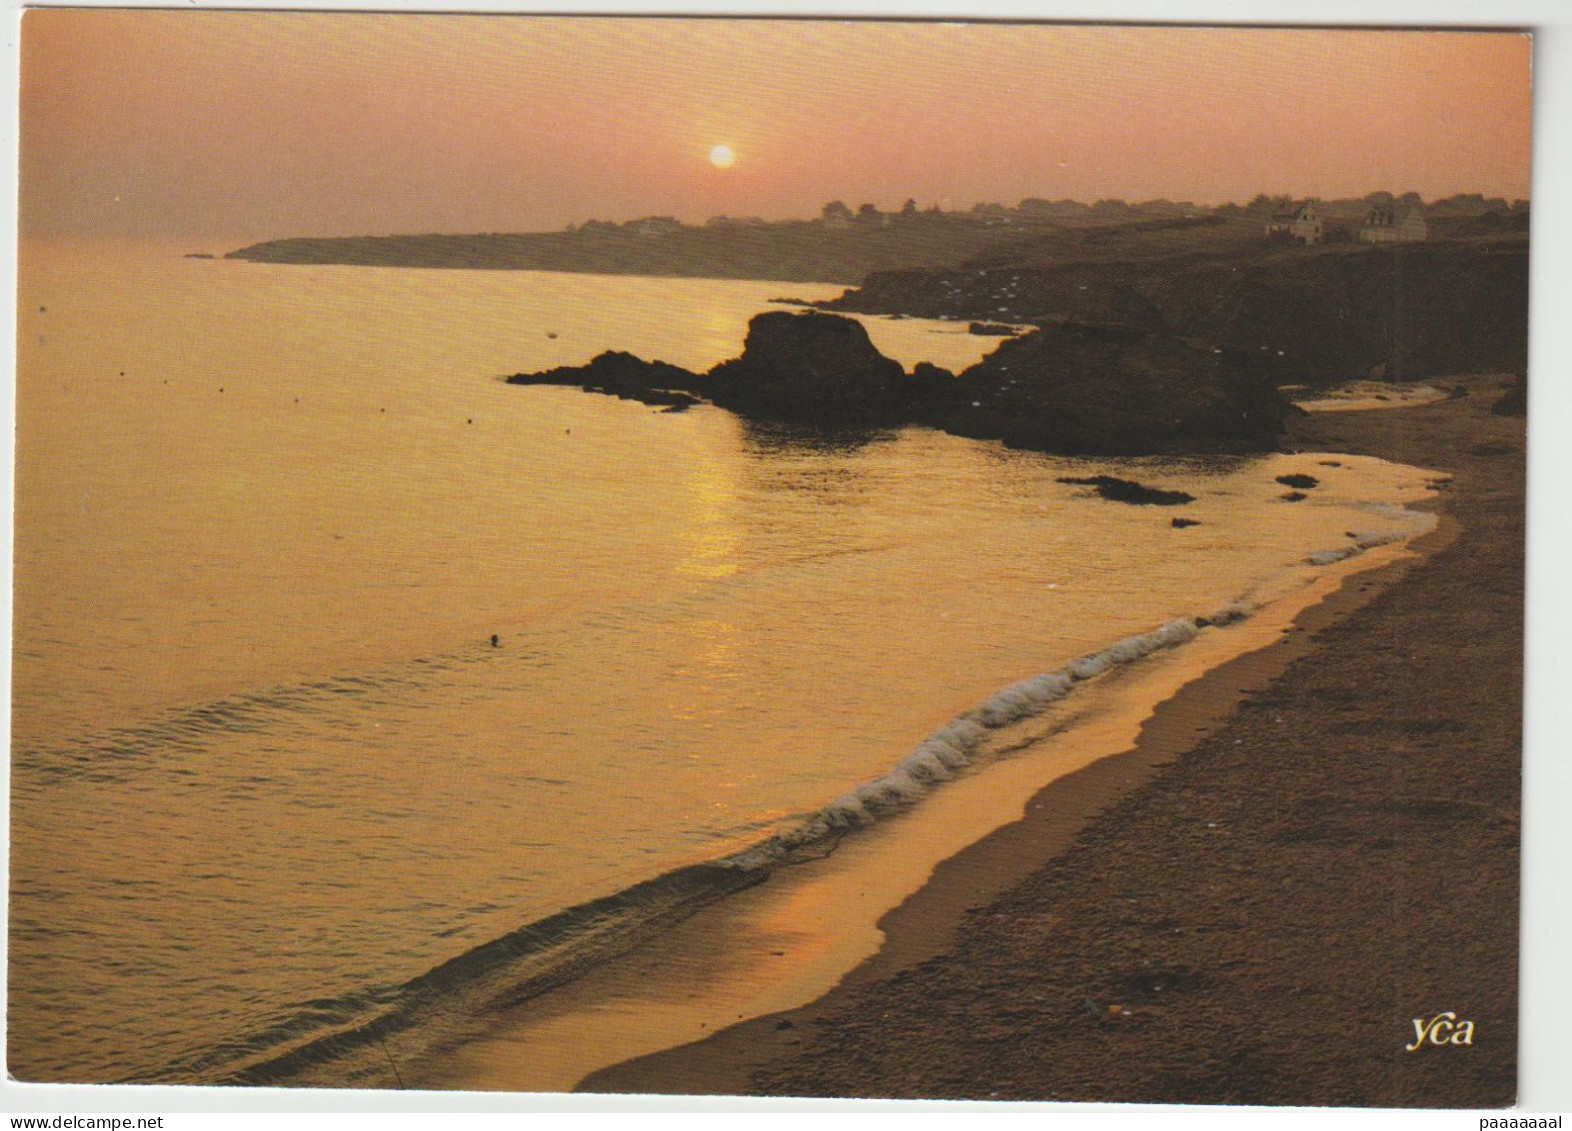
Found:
[708,144,737,170]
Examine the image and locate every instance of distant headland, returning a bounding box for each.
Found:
[224,193,1527,286]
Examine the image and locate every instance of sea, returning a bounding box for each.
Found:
[9,240,1439,1084]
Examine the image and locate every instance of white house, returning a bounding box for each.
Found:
[1264,202,1323,245]
[635,216,684,237]
[1359,207,1428,243]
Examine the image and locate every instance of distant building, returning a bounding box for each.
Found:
[1264,202,1323,245]
[1359,207,1428,243]
[706,215,768,228]
[635,216,684,237]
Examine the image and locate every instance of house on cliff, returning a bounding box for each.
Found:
[1359,206,1428,243]
[1264,202,1323,245]
[635,216,684,237]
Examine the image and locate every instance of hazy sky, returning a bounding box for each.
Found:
[20,11,1533,244]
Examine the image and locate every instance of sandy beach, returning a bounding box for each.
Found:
[579,371,1524,1106]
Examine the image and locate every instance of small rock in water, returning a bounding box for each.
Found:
[1276,473,1320,489]
[1058,475,1195,506]
[1172,517,1201,528]
[1281,491,1308,502]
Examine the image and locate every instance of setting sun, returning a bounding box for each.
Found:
[708,144,736,170]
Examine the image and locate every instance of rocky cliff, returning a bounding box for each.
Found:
[821,235,1528,387]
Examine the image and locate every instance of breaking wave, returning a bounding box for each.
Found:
[1305,515,1429,566]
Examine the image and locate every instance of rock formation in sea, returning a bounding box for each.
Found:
[704,312,908,424]
[505,351,704,410]
[1056,476,1197,506]
[942,322,1292,455]
[506,310,1291,457]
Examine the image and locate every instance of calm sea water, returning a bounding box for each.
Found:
[10,242,1436,1083]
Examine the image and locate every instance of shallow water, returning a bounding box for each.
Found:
[10,242,1438,1083]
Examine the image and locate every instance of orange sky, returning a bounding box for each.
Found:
[19,12,1533,243]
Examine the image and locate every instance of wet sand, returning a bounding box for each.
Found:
[580,372,1523,1107]
[1290,379,1452,413]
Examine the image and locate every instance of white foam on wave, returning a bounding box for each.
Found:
[1306,511,1435,566]
[760,613,1206,858]
[735,503,1436,869]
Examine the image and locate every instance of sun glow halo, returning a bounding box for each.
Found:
[708,144,736,169]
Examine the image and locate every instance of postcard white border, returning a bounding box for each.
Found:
[2,0,1567,1123]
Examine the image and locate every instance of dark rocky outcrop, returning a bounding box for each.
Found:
[1188,241,1529,386]
[1491,373,1527,417]
[1276,474,1320,489]
[902,362,968,419]
[817,235,1529,389]
[706,312,907,424]
[505,351,704,410]
[941,322,1290,455]
[1057,476,1196,506]
[967,321,1018,336]
[506,311,1291,456]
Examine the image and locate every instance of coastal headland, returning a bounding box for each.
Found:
[578,372,1523,1106]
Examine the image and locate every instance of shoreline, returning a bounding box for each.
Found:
[577,371,1523,1104]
